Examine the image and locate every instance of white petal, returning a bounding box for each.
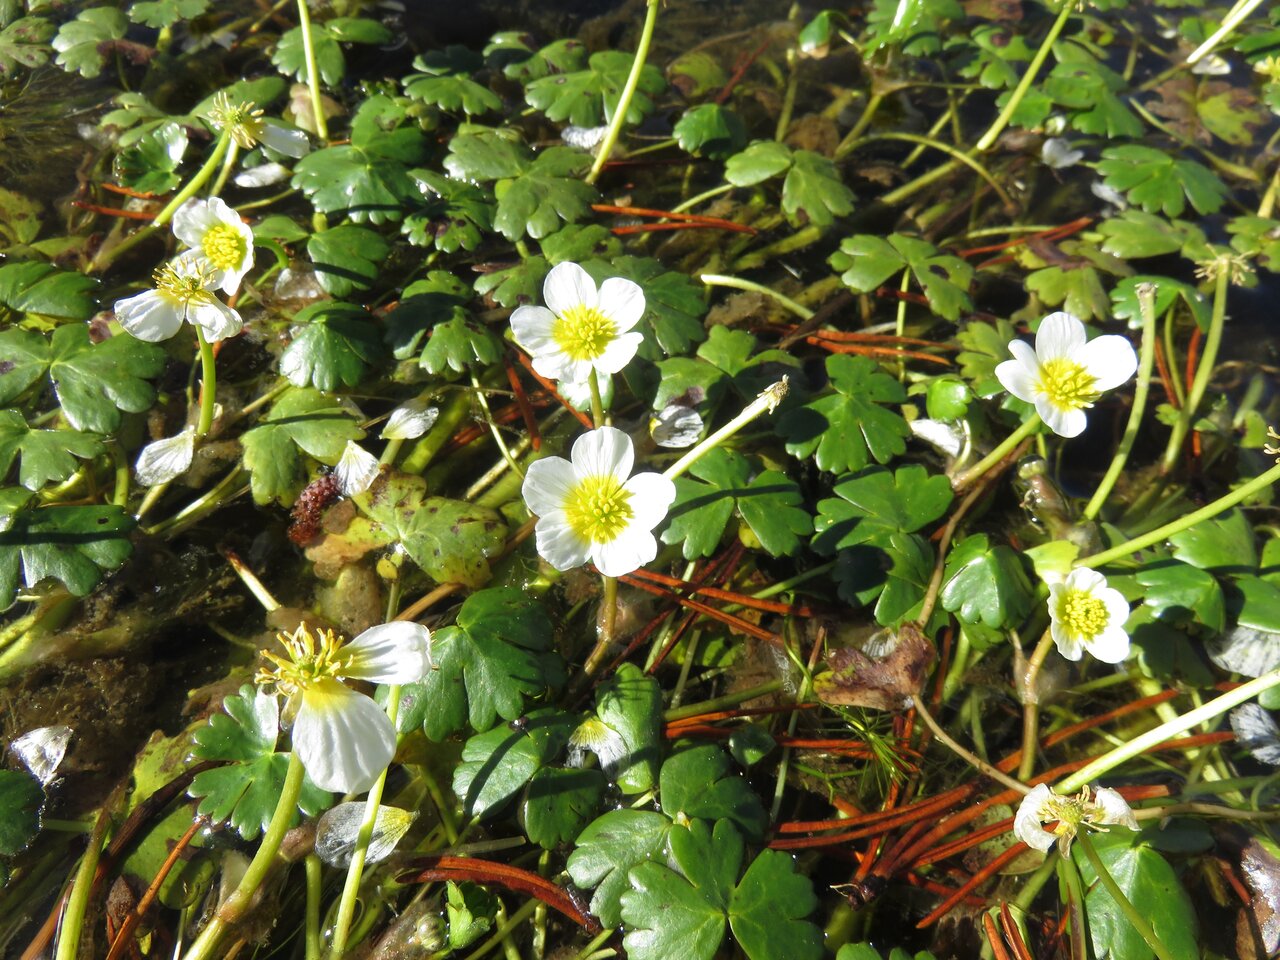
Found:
[1231,704,1280,765]
[523,456,577,516]
[558,374,613,412]
[135,428,196,486]
[593,331,644,375]
[510,305,557,352]
[567,718,628,775]
[1085,624,1130,663]
[596,277,646,333]
[571,426,633,482]
[543,261,598,316]
[314,801,416,867]
[1078,335,1138,392]
[115,290,184,341]
[622,471,676,529]
[234,162,293,188]
[334,441,380,497]
[592,527,658,577]
[1092,787,1138,829]
[1014,785,1057,852]
[293,680,395,794]
[343,621,432,684]
[381,398,439,440]
[995,356,1039,404]
[1050,620,1084,661]
[1064,568,1106,593]
[530,351,581,384]
[188,297,242,342]
[260,119,311,158]
[1034,312,1086,361]
[9,725,72,786]
[652,405,703,448]
[1041,138,1083,169]
[534,514,591,571]
[171,198,220,248]
[1036,398,1086,438]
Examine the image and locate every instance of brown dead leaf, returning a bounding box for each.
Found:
[814,622,935,710]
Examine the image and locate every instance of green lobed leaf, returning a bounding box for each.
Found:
[384,271,472,358]
[0,187,43,249]
[280,302,385,391]
[474,255,550,308]
[114,121,188,194]
[494,147,597,241]
[724,140,793,186]
[0,260,98,324]
[1110,276,1209,332]
[1097,210,1206,260]
[1168,507,1257,573]
[404,47,502,116]
[525,50,665,127]
[659,743,767,841]
[864,0,963,55]
[594,663,663,794]
[239,387,365,505]
[0,410,103,491]
[419,317,504,375]
[1095,145,1229,218]
[833,532,936,624]
[52,7,126,78]
[521,766,606,848]
[673,103,746,159]
[728,847,823,960]
[129,0,209,28]
[403,170,494,253]
[0,16,55,78]
[1042,55,1142,138]
[1123,560,1225,633]
[781,149,854,228]
[567,809,672,928]
[0,769,43,856]
[939,534,1035,629]
[812,464,954,553]
[0,502,135,611]
[306,224,390,297]
[452,709,578,818]
[829,234,972,321]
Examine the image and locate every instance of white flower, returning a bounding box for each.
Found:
[1041,137,1083,169]
[1014,783,1138,857]
[234,162,293,188]
[995,312,1138,438]
[1091,180,1128,211]
[510,262,645,384]
[172,197,255,294]
[567,717,628,774]
[258,621,432,793]
[558,373,615,413]
[207,92,310,157]
[1047,568,1131,663]
[114,259,242,343]
[651,404,703,448]
[136,427,196,486]
[334,441,380,497]
[522,426,675,578]
[381,398,439,440]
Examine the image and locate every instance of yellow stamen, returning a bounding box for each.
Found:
[255,623,352,695]
[552,304,617,362]
[564,474,634,544]
[153,263,214,305]
[1036,356,1099,413]
[1059,588,1108,641]
[202,223,247,272]
[208,93,265,148]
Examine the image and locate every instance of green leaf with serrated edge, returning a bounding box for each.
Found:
[0,16,55,78]
[240,387,364,505]
[253,214,309,244]
[1072,831,1199,960]
[404,47,502,116]
[1116,560,1225,632]
[779,354,911,474]
[737,470,812,557]
[724,140,792,186]
[864,0,963,55]
[659,743,767,841]
[621,819,742,960]
[729,848,823,960]
[594,663,662,794]
[274,20,387,86]
[521,766,606,848]
[0,503,134,611]
[292,122,425,224]
[579,256,707,356]
[52,7,126,78]
[280,302,384,391]
[1025,265,1111,323]
[693,326,800,399]
[474,256,549,308]
[306,224,389,297]
[1168,507,1257,573]
[668,50,728,97]
[782,149,853,228]
[525,50,664,127]
[368,487,507,587]
[452,709,577,818]
[128,0,208,27]
[673,103,746,158]
[0,769,42,856]
[833,532,935,624]
[939,534,1034,629]
[1095,145,1228,218]
[445,881,496,949]
[1228,215,1280,273]
[539,223,621,264]
[445,129,531,182]
[1098,211,1206,260]
[419,317,503,375]
[0,261,97,324]
[956,317,1018,397]
[384,272,472,359]
[0,326,161,434]
[0,410,102,491]
[949,24,1033,89]
[395,586,564,739]
[1042,56,1142,138]
[567,809,671,927]
[114,121,187,194]
[494,147,597,241]
[829,234,972,321]
[188,686,331,840]
[0,187,42,248]
[403,170,494,254]
[1110,276,1209,332]
[812,464,953,554]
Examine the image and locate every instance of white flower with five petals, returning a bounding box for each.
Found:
[510,262,645,384]
[172,197,255,294]
[1047,568,1131,663]
[114,258,242,343]
[1014,783,1138,857]
[257,622,432,793]
[995,312,1137,438]
[521,426,674,577]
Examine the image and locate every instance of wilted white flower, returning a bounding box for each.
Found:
[521,426,675,578]
[114,259,242,343]
[567,717,628,774]
[1041,137,1083,169]
[562,125,610,150]
[234,162,293,188]
[381,398,439,440]
[1046,568,1131,663]
[1091,179,1128,211]
[314,802,417,867]
[172,197,254,294]
[1191,53,1230,76]
[8,725,72,786]
[995,312,1138,438]
[334,441,380,497]
[258,622,432,793]
[651,404,703,448]
[135,427,196,486]
[1231,703,1280,766]
[1014,783,1138,857]
[510,262,645,384]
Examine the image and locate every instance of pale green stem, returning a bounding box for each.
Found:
[895,267,909,381]
[195,327,218,438]
[53,807,110,960]
[141,467,248,538]
[952,415,1041,492]
[305,855,322,960]
[671,183,734,215]
[1017,629,1056,782]
[832,91,885,158]
[296,0,329,141]
[181,751,307,960]
[663,379,789,481]
[1084,283,1157,520]
[663,679,784,722]
[470,373,524,479]
[586,0,659,183]
[700,274,814,320]
[1161,268,1228,474]
[328,684,403,959]
[912,696,1031,794]
[1058,666,1280,794]
[209,141,240,198]
[775,55,799,141]
[588,369,605,427]
[582,576,620,679]
[1075,832,1177,960]
[1186,0,1265,64]
[379,439,403,466]
[1077,460,1280,570]
[842,132,1015,208]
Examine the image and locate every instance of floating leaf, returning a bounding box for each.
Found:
[829,234,972,321]
[594,664,663,794]
[522,766,606,848]
[940,534,1035,629]
[273,17,391,86]
[1095,145,1229,218]
[0,410,103,491]
[306,224,390,297]
[240,387,365,505]
[129,0,209,28]
[813,464,953,553]
[673,103,746,158]
[0,16,55,78]
[452,709,577,818]
[659,743,767,842]
[782,149,853,227]
[864,0,963,55]
[280,302,384,391]
[0,261,98,325]
[403,171,494,254]
[494,147,597,241]
[566,809,672,927]
[1042,55,1143,138]
[0,770,42,856]
[404,46,502,116]
[114,121,187,194]
[419,317,503,375]
[724,140,794,186]
[525,51,664,127]
[52,7,126,79]
[384,271,473,359]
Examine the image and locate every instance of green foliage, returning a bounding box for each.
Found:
[659,743,767,842]
[0,769,42,856]
[273,17,391,86]
[724,143,853,227]
[673,104,746,158]
[0,410,102,490]
[452,709,577,818]
[1168,508,1257,572]
[522,766,606,848]
[864,0,963,55]
[567,809,672,927]
[189,686,331,840]
[306,224,390,296]
[403,171,494,253]
[280,302,384,391]
[240,387,365,505]
[1041,55,1143,138]
[829,234,973,321]
[1095,146,1229,217]
[524,51,664,127]
[1098,211,1206,260]
[129,0,209,28]
[404,47,502,116]
[940,534,1034,629]
[580,256,707,356]
[396,587,564,739]
[950,24,1033,89]
[1025,242,1130,322]
[0,16,54,77]
[493,147,597,241]
[813,464,953,553]
[114,122,188,194]
[0,261,98,325]
[593,664,662,794]
[52,7,126,78]
[384,271,472,358]
[419,317,503,375]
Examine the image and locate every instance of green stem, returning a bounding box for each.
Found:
[588,369,605,428]
[582,575,619,679]
[1058,666,1280,794]
[181,752,307,960]
[952,415,1041,492]
[586,0,659,183]
[209,141,240,198]
[671,183,735,215]
[1083,283,1157,520]
[1078,460,1280,570]
[305,854,322,960]
[841,132,1015,208]
[1187,0,1266,64]
[471,373,524,479]
[296,0,329,141]
[1017,629,1056,782]
[1161,268,1228,474]
[1075,832,1177,960]
[912,696,1030,794]
[195,327,218,438]
[328,684,403,959]
[663,379,789,480]
[699,274,814,320]
[53,807,111,960]
[832,91,885,158]
[664,679,784,722]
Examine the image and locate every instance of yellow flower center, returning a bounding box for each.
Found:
[256,624,352,696]
[552,304,617,362]
[1035,357,1099,413]
[208,93,265,148]
[202,223,247,272]
[564,473,634,544]
[153,263,214,305]
[1059,588,1108,641]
